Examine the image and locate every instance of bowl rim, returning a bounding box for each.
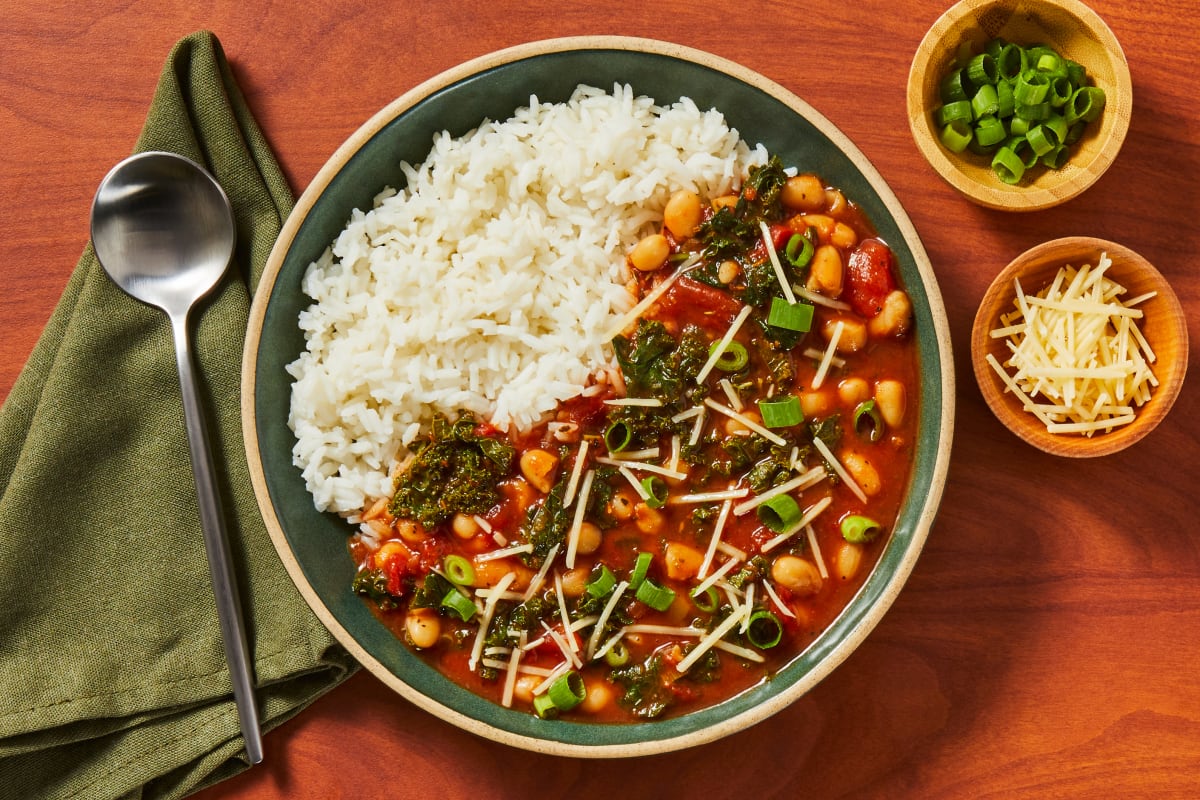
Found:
[971,235,1189,457]
[241,35,956,756]
[906,0,1133,211]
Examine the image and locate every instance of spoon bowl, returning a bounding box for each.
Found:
[90,151,264,765]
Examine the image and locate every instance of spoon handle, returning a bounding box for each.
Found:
[171,313,265,765]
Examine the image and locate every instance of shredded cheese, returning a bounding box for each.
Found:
[805,523,829,579]
[561,439,589,507]
[811,436,868,503]
[732,465,825,515]
[759,220,798,304]
[988,253,1158,436]
[564,470,595,568]
[604,397,664,407]
[811,320,844,389]
[697,498,733,579]
[676,602,751,673]
[703,398,787,446]
[760,496,833,552]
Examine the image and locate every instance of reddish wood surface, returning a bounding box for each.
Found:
[3,2,1198,797]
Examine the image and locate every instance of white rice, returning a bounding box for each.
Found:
[288,83,765,514]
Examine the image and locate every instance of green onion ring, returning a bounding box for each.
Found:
[709,340,748,372]
[784,233,814,269]
[635,579,676,612]
[640,475,668,509]
[443,554,474,587]
[690,584,720,613]
[585,563,616,599]
[629,551,653,591]
[440,587,477,621]
[746,610,784,649]
[766,296,815,333]
[840,514,883,543]
[604,419,633,453]
[604,640,630,667]
[534,670,586,718]
[853,398,884,442]
[991,146,1026,184]
[758,494,802,533]
[939,120,973,153]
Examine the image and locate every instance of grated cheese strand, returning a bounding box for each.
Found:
[695,304,754,385]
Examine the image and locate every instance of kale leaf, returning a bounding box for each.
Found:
[388,413,515,528]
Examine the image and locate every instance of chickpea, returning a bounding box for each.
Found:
[711,194,739,211]
[575,521,603,556]
[513,674,540,704]
[822,315,867,353]
[634,502,665,534]
[874,379,907,428]
[717,259,740,284]
[837,377,870,407]
[451,512,480,540]
[799,390,833,419]
[664,541,705,581]
[628,233,670,272]
[867,290,913,338]
[831,222,859,249]
[501,477,535,509]
[607,490,637,521]
[771,554,823,597]
[365,517,391,539]
[840,451,882,497]
[405,608,441,649]
[578,679,614,715]
[781,173,826,212]
[824,188,847,214]
[472,558,532,591]
[807,245,844,297]
[799,214,835,242]
[723,407,761,436]
[394,518,428,545]
[559,567,591,597]
[372,539,409,570]
[519,449,559,494]
[834,541,864,581]
[663,189,703,240]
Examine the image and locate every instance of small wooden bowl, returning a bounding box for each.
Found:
[907,0,1132,211]
[972,237,1188,457]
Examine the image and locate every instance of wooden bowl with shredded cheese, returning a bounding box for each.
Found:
[972,237,1188,457]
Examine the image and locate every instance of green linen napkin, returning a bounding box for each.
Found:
[0,31,356,800]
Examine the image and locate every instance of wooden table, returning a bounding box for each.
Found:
[4,1,1197,797]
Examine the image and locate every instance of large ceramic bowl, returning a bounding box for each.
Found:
[242,36,954,756]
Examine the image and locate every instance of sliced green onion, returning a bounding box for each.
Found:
[1048,75,1073,108]
[996,43,1027,80]
[604,419,632,453]
[1034,51,1063,74]
[841,514,883,543]
[640,475,668,509]
[758,395,803,429]
[586,564,616,599]
[604,640,630,667]
[970,83,1000,118]
[1065,59,1087,86]
[440,587,477,621]
[939,68,971,102]
[996,79,1015,117]
[443,554,474,587]
[758,494,801,533]
[534,670,586,718]
[991,145,1027,184]
[746,610,784,649]
[1025,124,1056,156]
[939,119,973,153]
[935,100,973,126]
[1015,100,1051,121]
[784,233,815,269]
[690,584,720,613]
[766,296,815,332]
[1014,70,1050,105]
[974,115,1007,148]
[635,579,677,612]
[1067,86,1106,124]
[708,340,748,372]
[853,398,884,442]
[966,53,998,86]
[1041,144,1070,169]
[629,551,653,591]
[1008,115,1031,137]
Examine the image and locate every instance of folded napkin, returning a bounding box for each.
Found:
[0,31,355,800]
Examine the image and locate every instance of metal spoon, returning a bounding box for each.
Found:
[90,151,264,765]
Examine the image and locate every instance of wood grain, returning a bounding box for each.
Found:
[2,1,1198,797]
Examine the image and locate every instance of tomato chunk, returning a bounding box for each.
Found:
[844,239,897,318]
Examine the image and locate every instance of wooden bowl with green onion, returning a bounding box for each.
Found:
[907,0,1132,211]
[971,237,1188,457]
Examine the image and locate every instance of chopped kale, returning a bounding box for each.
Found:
[585,466,621,529]
[351,568,399,610]
[612,319,708,402]
[408,572,455,611]
[519,479,570,566]
[610,653,673,719]
[388,413,515,528]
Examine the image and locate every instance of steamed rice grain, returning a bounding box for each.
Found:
[288,84,764,514]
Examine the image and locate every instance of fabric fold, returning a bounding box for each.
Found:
[0,30,355,800]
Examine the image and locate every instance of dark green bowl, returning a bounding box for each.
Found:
[243,36,955,756]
